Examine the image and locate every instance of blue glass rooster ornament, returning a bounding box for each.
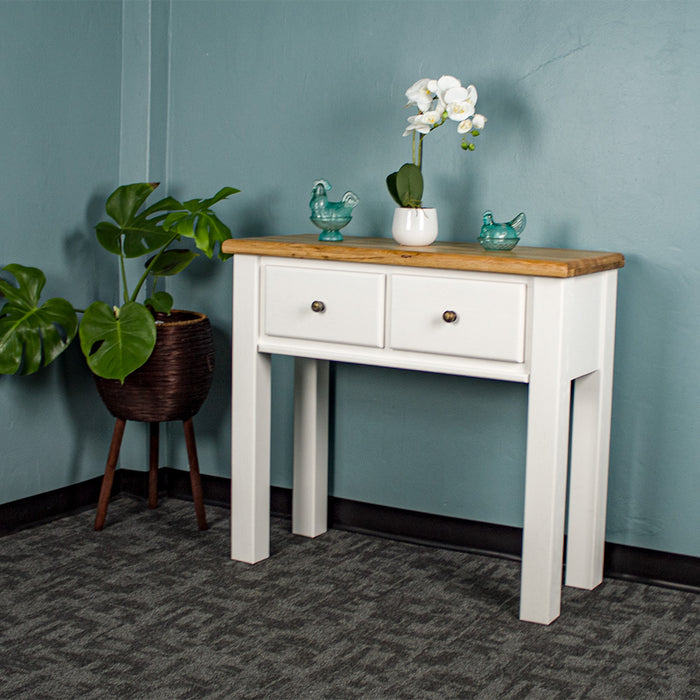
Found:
[309,179,359,241]
[479,210,527,251]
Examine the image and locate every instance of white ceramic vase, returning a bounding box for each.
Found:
[391,207,438,246]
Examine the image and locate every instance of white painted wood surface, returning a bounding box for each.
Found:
[389,273,527,362]
[230,255,271,564]
[520,276,572,623]
[565,271,618,590]
[292,357,330,538]
[229,251,621,625]
[263,264,385,348]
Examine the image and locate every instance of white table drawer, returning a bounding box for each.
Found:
[263,265,385,347]
[389,274,527,362]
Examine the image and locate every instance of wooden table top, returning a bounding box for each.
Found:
[221,234,625,278]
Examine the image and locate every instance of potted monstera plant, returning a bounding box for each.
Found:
[0,182,238,530]
[82,181,238,419]
[1,181,237,387]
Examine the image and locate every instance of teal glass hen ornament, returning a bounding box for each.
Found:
[309,179,359,241]
[479,210,527,250]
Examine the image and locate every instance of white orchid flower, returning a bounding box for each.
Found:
[434,76,459,105]
[403,116,430,136]
[403,109,443,136]
[417,110,443,126]
[459,111,487,137]
[405,78,435,112]
[472,113,487,130]
[445,83,477,106]
[447,100,476,122]
[457,119,473,134]
[436,75,461,95]
[444,86,470,105]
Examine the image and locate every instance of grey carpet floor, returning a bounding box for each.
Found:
[0,496,698,700]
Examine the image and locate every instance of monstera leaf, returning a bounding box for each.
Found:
[162,186,239,260]
[144,291,173,314]
[79,300,156,383]
[146,249,198,277]
[96,183,239,270]
[0,264,78,375]
[96,183,174,259]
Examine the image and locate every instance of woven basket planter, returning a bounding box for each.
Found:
[93,310,215,423]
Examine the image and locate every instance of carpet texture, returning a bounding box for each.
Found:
[0,496,698,699]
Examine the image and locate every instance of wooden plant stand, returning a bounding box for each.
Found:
[94,418,207,531]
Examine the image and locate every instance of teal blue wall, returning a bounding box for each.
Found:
[2,1,698,559]
[0,0,122,500]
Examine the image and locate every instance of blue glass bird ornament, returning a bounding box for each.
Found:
[479,210,526,250]
[309,179,359,242]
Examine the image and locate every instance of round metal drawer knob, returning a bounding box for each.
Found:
[442,310,458,323]
[311,300,326,313]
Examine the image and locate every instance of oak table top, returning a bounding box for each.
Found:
[221,234,625,279]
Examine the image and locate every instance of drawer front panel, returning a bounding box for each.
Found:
[389,274,527,362]
[263,265,385,347]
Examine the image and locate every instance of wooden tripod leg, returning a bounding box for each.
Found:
[94,418,127,531]
[183,417,208,530]
[149,422,159,509]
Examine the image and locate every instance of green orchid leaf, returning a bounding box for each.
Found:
[386,172,402,207]
[0,264,77,375]
[144,291,173,314]
[396,163,423,208]
[146,249,198,276]
[105,183,159,227]
[79,300,156,383]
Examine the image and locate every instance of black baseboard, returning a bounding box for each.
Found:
[0,468,230,537]
[603,541,700,593]
[2,471,698,592]
[328,495,523,560]
[0,475,105,535]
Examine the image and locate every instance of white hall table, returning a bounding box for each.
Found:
[221,234,625,625]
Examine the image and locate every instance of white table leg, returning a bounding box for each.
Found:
[231,255,272,564]
[565,271,618,589]
[520,278,571,624]
[292,358,329,538]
